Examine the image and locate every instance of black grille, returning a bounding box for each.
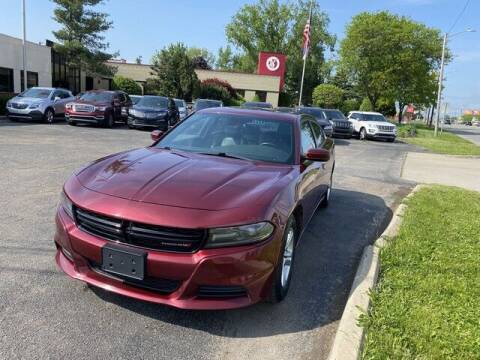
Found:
[12,103,29,109]
[334,121,350,129]
[89,261,180,294]
[75,207,206,253]
[197,285,248,299]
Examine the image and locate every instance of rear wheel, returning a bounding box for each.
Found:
[320,172,333,208]
[44,108,55,124]
[269,216,297,303]
[68,121,77,126]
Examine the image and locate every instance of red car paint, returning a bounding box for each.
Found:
[55,108,335,309]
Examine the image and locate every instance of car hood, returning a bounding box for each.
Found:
[133,105,168,112]
[362,121,396,127]
[316,119,331,126]
[11,97,45,105]
[76,148,294,211]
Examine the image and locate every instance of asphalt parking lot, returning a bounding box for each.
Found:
[0,119,414,360]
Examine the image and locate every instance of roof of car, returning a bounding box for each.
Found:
[198,106,298,122]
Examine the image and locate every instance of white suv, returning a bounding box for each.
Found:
[347,111,397,142]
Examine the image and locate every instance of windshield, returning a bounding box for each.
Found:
[137,96,168,108]
[19,88,51,99]
[156,113,294,164]
[195,100,222,110]
[244,102,273,109]
[297,108,326,119]
[80,92,113,102]
[323,110,346,120]
[359,114,386,122]
[175,100,185,108]
[131,96,142,105]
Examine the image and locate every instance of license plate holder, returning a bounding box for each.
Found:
[101,244,146,280]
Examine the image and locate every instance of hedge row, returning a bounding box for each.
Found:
[0,93,15,116]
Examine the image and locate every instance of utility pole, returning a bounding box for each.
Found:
[22,0,27,92]
[298,0,313,106]
[434,33,447,137]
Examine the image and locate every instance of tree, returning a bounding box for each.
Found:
[186,47,216,68]
[359,97,373,112]
[135,56,143,64]
[111,75,142,95]
[339,11,446,122]
[312,84,344,108]
[224,0,335,104]
[51,0,116,76]
[150,43,199,101]
[191,56,211,70]
[341,98,360,114]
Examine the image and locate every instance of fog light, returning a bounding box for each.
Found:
[61,247,74,262]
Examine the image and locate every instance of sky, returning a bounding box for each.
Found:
[0,0,478,113]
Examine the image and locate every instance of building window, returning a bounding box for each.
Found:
[0,67,14,93]
[51,48,80,94]
[255,91,267,102]
[20,71,39,92]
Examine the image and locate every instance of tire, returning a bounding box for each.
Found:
[387,138,395,143]
[68,121,77,126]
[320,171,333,208]
[44,108,55,124]
[359,127,367,140]
[269,216,297,303]
[104,112,114,128]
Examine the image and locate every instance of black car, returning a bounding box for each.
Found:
[322,109,353,138]
[242,101,273,110]
[127,96,179,131]
[295,107,333,137]
[193,99,223,111]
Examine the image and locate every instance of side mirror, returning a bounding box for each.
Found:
[54,96,61,102]
[304,148,330,162]
[151,130,164,142]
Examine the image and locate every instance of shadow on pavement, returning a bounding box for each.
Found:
[90,188,392,338]
[332,138,353,146]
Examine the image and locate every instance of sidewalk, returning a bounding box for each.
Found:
[402,152,480,192]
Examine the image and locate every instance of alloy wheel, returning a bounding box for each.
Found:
[45,110,54,124]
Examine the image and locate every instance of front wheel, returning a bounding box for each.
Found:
[44,109,55,124]
[359,127,367,140]
[104,112,114,128]
[269,216,297,303]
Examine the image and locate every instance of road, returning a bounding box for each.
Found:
[0,120,413,360]
[445,124,480,145]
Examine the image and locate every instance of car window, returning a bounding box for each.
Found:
[60,90,71,99]
[51,90,61,99]
[300,120,316,154]
[309,120,325,145]
[157,113,295,164]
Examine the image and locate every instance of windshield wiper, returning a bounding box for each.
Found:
[198,152,251,161]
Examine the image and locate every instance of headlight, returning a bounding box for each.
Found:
[65,103,73,110]
[6,101,12,107]
[29,103,40,109]
[129,109,137,116]
[324,125,333,131]
[205,222,275,248]
[329,120,334,125]
[367,124,377,129]
[95,106,107,112]
[59,192,74,219]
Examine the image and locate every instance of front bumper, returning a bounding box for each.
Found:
[54,207,280,310]
[128,116,168,130]
[6,108,44,121]
[366,130,396,140]
[332,126,353,137]
[66,112,105,124]
[321,126,333,137]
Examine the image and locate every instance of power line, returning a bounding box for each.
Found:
[448,0,471,34]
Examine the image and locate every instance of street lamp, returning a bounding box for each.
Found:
[434,28,476,137]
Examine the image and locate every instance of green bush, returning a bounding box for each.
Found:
[312,83,344,108]
[341,98,360,114]
[359,97,373,111]
[111,75,143,95]
[196,83,231,103]
[0,93,15,115]
[397,123,417,138]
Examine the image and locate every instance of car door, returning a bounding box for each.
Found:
[112,93,123,120]
[51,90,63,114]
[297,117,323,220]
[348,112,361,132]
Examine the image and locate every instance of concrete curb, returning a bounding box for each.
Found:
[327,185,423,360]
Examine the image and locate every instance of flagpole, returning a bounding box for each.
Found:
[298,0,313,106]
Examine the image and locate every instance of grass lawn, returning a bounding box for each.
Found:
[398,123,480,156]
[362,185,480,359]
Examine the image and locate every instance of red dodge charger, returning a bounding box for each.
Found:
[55,107,335,310]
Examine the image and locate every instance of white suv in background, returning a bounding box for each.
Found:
[347,111,397,142]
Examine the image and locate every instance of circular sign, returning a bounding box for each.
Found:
[265,56,281,72]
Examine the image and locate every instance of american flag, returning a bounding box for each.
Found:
[302,10,312,60]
